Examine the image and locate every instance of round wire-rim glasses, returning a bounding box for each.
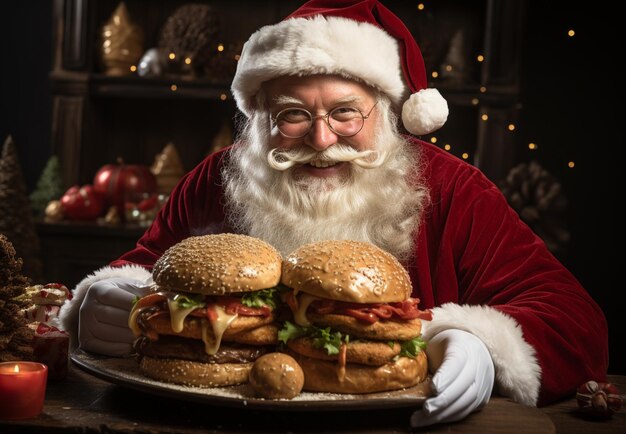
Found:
[271,102,378,139]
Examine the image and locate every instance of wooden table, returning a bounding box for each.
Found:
[1,364,624,433]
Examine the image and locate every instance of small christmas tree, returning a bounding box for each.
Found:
[0,136,43,282]
[30,155,64,217]
[0,234,34,362]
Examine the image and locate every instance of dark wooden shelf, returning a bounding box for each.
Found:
[36,220,147,287]
[89,74,233,100]
[36,219,147,237]
[49,71,518,106]
[50,71,234,100]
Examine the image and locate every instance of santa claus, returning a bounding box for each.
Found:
[58,0,608,428]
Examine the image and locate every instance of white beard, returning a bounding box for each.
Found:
[222,98,429,261]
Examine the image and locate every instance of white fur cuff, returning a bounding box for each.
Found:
[54,265,152,347]
[421,303,541,406]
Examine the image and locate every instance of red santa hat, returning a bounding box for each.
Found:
[231,0,448,136]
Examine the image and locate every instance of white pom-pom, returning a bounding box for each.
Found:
[401,88,449,135]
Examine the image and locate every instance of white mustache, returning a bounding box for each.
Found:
[267,144,386,171]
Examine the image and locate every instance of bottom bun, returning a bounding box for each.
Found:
[139,356,252,387]
[291,351,428,394]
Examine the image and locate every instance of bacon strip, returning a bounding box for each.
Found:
[219,296,272,317]
[307,296,431,324]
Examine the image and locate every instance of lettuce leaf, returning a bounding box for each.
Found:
[174,293,206,309]
[278,321,350,356]
[241,286,286,309]
[398,336,427,358]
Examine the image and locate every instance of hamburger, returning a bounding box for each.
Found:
[128,233,284,387]
[278,240,431,394]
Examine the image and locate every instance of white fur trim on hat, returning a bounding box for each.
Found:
[232,15,406,116]
[402,88,449,135]
[421,303,541,406]
[53,264,152,348]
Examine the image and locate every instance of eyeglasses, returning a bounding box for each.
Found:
[271,102,378,139]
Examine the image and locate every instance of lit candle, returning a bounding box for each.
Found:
[0,362,48,420]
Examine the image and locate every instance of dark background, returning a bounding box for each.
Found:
[0,2,623,374]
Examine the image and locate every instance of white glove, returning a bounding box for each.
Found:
[78,277,150,356]
[411,329,495,427]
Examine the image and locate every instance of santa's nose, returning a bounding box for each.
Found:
[304,117,338,151]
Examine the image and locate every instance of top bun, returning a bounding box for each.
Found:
[282,240,412,303]
[153,234,282,295]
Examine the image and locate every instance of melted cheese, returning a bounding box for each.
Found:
[201,305,238,355]
[167,297,200,333]
[293,293,320,326]
[130,289,239,356]
[128,292,164,337]
[336,343,347,382]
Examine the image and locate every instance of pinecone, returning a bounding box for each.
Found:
[0,234,33,362]
[158,4,221,76]
[203,41,243,81]
[498,161,570,255]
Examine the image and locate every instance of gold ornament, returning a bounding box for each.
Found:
[151,143,185,195]
[44,200,64,222]
[103,206,121,224]
[99,2,144,76]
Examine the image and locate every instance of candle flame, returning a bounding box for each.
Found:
[14,364,20,373]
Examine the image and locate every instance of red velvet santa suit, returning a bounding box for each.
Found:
[60,137,608,407]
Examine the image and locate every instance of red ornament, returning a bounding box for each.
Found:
[576,380,622,418]
[60,185,106,220]
[93,159,157,216]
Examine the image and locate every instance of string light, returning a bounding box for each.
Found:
[431,71,439,78]
[217,43,225,52]
[170,84,178,91]
[220,93,227,101]
[129,65,137,72]
[477,55,485,62]
[567,29,575,37]
[168,52,176,60]
[462,153,469,160]
[430,137,437,143]
[471,98,479,105]
[444,144,451,151]
[480,86,487,93]
[417,3,425,10]
[528,143,538,150]
[481,114,488,121]
[568,161,575,168]
[508,124,516,131]
[184,57,192,65]
[445,65,453,72]
[234,54,241,61]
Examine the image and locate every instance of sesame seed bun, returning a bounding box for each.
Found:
[152,233,282,295]
[281,240,412,303]
[289,350,428,394]
[139,356,253,387]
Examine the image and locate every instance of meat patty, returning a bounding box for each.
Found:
[307,313,422,341]
[134,335,268,364]
[287,337,401,366]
